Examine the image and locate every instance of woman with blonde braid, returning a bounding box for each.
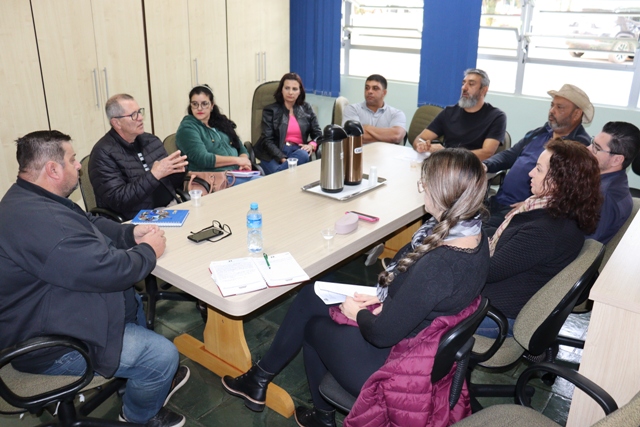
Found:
[222,149,490,427]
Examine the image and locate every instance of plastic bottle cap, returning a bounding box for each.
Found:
[250,202,258,210]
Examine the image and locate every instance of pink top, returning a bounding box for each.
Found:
[285,114,304,145]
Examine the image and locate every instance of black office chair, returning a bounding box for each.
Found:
[319,296,491,413]
[78,155,199,330]
[468,239,605,411]
[0,335,135,426]
[454,362,634,427]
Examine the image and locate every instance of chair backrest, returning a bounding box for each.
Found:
[514,239,605,356]
[79,155,96,212]
[332,96,349,125]
[163,133,178,154]
[407,104,443,144]
[250,81,279,144]
[600,197,640,271]
[432,296,490,383]
[493,130,512,155]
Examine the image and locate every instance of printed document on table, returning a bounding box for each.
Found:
[209,258,267,297]
[254,252,310,287]
[314,281,378,305]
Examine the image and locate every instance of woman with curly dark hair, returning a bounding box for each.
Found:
[477,138,602,338]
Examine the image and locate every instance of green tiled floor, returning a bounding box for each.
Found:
[0,256,589,426]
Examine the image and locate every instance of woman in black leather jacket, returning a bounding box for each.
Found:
[254,73,322,175]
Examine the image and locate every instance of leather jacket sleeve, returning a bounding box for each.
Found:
[256,104,286,161]
[300,103,322,142]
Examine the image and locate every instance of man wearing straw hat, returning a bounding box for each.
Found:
[484,84,594,227]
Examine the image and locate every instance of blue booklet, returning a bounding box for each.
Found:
[131,209,189,227]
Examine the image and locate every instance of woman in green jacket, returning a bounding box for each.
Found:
[176,84,258,186]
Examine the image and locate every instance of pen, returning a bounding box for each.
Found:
[263,253,271,269]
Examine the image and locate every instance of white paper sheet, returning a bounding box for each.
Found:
[313,281,378,305]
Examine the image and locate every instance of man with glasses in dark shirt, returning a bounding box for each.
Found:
[89,94,188,221]
[586,121,640,244]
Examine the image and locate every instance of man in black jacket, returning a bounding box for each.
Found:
[0,130,188,427]
[89,94,188,221]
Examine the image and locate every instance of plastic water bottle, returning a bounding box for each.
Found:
[247,202,263,253]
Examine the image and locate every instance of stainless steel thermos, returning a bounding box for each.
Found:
[319,124,348,193]
[342,120,364,185]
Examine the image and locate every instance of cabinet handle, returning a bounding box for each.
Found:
[92,69,100,107]
[262,52,267,82]
[255,53,260,83]
[194,58,199,85]
[103,68,110,99]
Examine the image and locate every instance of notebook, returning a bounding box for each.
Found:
[131,209,189,227]
[209,252,310,297]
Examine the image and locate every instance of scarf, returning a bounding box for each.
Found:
[488,195,550,256]
[377,214,482,301]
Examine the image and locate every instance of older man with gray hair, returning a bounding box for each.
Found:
[413,68,506,160]
[89,94,188,221]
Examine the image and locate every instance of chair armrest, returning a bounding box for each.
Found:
[470,305,508,364]
[488,169,507,187]
[0,335,94,411]
[516,362,618,415]
[89,208,124,223]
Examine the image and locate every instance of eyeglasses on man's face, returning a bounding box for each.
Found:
[190,101,211,110]
[590,137,619,156]
[113,108,145,121]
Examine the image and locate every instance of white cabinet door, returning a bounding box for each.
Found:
[188,0,230,117]
[0,0,49,196]
[91,0,151,137]
[32,0,106,158]
[263,0,290,82]
[144,0,193,141]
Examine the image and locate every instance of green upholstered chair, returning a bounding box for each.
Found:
[455,362,639,427]
[0,335,131,426]
[469,239,605,408]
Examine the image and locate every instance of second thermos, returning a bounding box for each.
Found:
[342,120,364,185]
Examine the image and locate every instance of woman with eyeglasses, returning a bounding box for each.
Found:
[253,73,322,175]
[222,149,489,427]
[477,138,602,338]
[176,84,258,186]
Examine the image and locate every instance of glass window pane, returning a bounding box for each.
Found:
[348,49,420,83]
[476,58,517,94]
[522,63,633,107]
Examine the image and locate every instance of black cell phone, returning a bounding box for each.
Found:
[188,227,224,243]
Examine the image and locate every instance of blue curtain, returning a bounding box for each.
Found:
[290,0,341,96]
[417,0,483,107]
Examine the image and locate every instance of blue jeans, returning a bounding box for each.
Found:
[475,315,516,339]
[40,322,178,424]
[260,144,310,175]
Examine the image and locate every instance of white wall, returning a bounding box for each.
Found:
[307,75,640,188]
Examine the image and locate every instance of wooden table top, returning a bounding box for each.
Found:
[152,143,425,316]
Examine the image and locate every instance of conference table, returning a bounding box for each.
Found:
[151,143,425,417]
[566,209,640,426]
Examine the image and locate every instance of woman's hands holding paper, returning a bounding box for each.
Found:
[340,292,382,321]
